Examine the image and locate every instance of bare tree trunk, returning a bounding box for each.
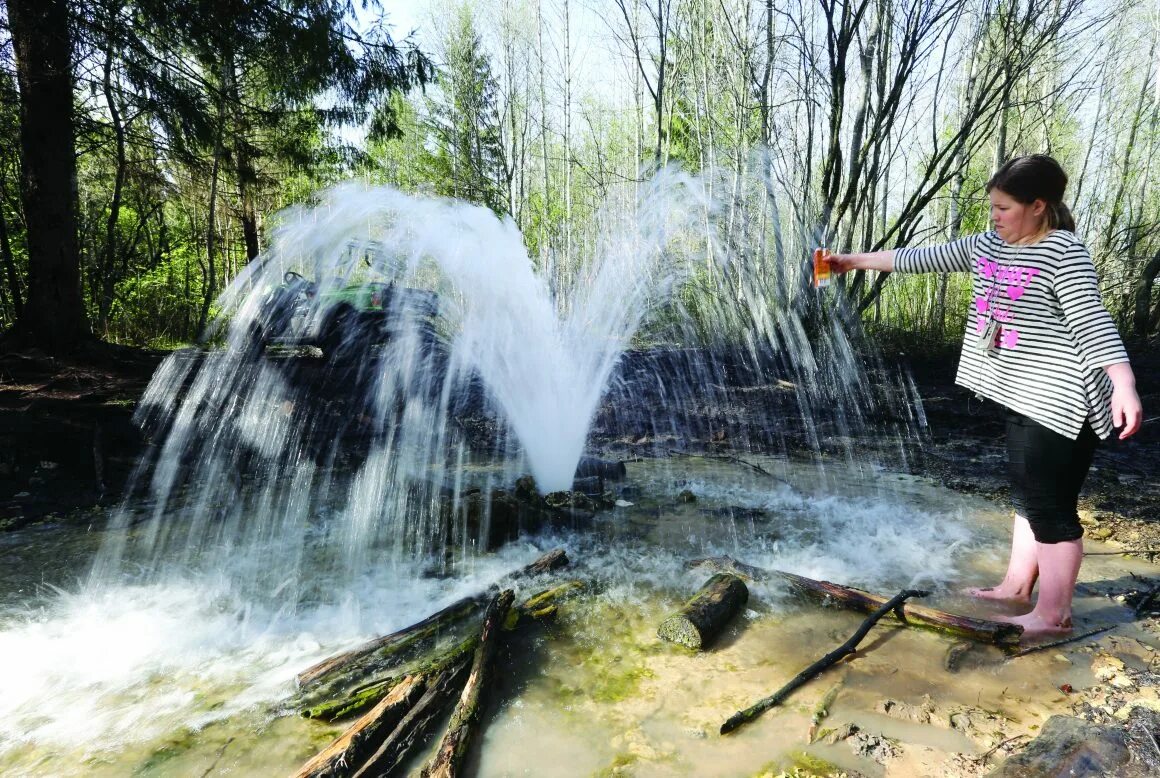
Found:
[1101,35,1158,257]
[1133,247,1160,339]
[0,204,22,319]
[939,19,984,339]
[98,31,128,336]
[653,0,666,162]
[198,54,232,335]
[536,1,552,290]
[562,0,573,283]
[237,144,262,262]
[614,0,673,164]
[993,82,1010,171]
[839,12,880,252]
[6,0,91,352]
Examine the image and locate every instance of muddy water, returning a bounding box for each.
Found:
[474,459,1160,777]
[1,457,1156,777]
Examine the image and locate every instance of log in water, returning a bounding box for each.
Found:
[657,573,749,649]
[297,549,568,691]
[421,589,515,777]
[687,555,1023,646]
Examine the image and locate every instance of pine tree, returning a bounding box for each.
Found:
[424,4,507,214]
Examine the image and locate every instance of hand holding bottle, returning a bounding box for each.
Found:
[821,250,897,275]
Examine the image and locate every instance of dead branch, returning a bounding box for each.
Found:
[721,587,928,734]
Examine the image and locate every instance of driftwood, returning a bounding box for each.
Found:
[308,579,583,720]
[294,552,578,778]
[349,658,473,778]
[300,637,477,723]
[721,588,929,734]
[421,590,515,777]
[688,555,1023,646]
[293,674,429,778]
[657,574,749,649]
[298,595,484,713]
[1006,624,1117,658]
[506,580,586,629]
[298,549,567,691]
[294,636,482,775]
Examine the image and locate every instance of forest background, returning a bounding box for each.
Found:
[0,0,1157,356]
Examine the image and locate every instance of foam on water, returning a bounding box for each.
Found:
[0,542,547,759]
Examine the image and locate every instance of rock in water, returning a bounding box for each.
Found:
[574,456,627,481]
[986,715,1129,777]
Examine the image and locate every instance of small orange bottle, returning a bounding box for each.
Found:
[813,247,832,288]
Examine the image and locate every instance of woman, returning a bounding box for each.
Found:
[829,154,1144,639]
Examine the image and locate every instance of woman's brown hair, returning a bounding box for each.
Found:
[985,154,1076,233]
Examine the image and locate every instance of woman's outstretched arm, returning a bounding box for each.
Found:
[829,250,895,274]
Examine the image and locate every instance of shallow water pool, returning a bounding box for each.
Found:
[1,456,1154,776]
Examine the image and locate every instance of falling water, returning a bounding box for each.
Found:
[90,168,730,596]
[85,159,932,600]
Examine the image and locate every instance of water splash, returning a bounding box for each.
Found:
[92,169,720,594]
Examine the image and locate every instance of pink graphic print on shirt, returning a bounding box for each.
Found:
[974,257,1041,350]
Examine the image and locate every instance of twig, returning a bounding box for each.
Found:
[1137,717,1160,760]
[666,449,795,488]
[200,737,236,778]
[1084,549,1160,557]
[972,733,1030,764]
[1135,582,1160,617]
[1006,625,1117,658]
[720,588,929,734]
[807,678,845,744]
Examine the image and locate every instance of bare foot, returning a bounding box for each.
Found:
[963,585,1032,604]
[999,611,1073,640]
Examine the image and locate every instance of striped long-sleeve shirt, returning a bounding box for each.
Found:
[894,230,1129,440]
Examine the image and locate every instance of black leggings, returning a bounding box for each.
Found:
[1005,410,1099,544]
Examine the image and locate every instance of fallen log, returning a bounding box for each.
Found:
[657,573,749,649]
[301,637,477,722]
[297,595,482,711]
[506,580,586,630]
[688,555,1023,646]
[721,588,928,734]
[293,674,428,778]
[421,590,515,777]
[349,656,472,778]
[298,549,568,690]
[295,550,576,776]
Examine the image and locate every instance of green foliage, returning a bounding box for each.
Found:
[107,227,206,346]
[365,93,430,193]
[2,0,1156,347]
[0,0,432,346]
[421,4,508,214]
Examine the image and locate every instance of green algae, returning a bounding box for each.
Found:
[590,751,639,777]
[751,750,849,777]
[548,601,663,705]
